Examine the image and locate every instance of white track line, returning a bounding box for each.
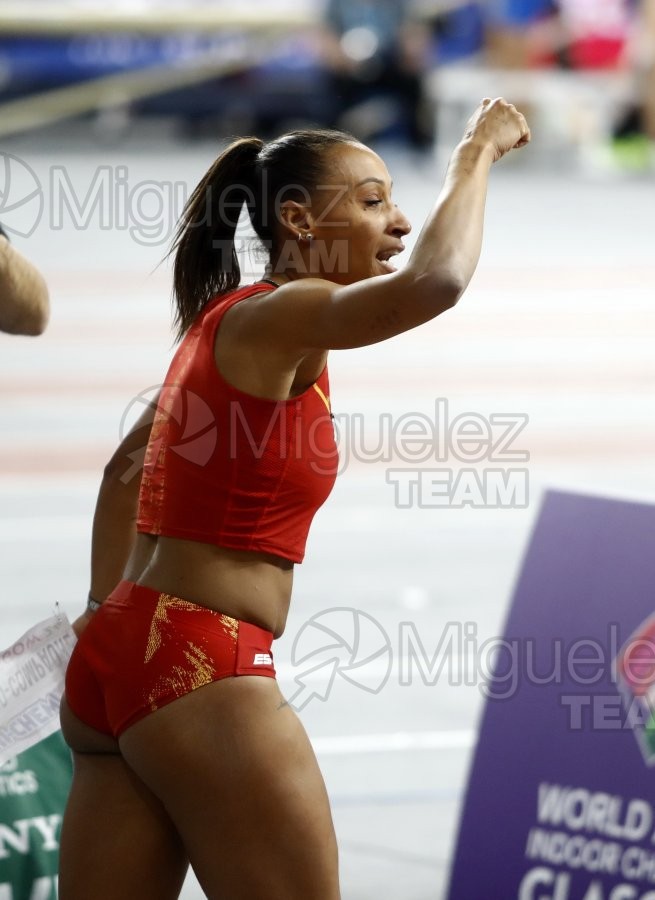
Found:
[311,729,475,755]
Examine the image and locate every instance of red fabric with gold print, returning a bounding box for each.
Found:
[65,580,276,738]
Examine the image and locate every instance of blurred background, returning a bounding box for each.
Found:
[0,0,654,158]
[1,1,655,898]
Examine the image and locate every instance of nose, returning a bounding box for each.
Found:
[390,205,411,237]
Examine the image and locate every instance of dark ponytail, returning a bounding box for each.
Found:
[171,137,262,339]
[171,128,356,340]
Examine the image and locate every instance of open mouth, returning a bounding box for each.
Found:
[376,247,403,274]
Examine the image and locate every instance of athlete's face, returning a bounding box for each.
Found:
[280,143,412,285]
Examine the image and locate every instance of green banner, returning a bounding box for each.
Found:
[0,731,72,900]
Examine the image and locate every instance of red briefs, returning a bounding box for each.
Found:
[65,580,276,738]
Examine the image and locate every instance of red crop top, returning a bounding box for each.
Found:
[136,282,339,563]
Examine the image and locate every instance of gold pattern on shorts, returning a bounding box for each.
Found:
[147,641,217,711]
[218,613,239,642]
[145,593,200,664]
[184,642,216,687]
[143,594,241,712]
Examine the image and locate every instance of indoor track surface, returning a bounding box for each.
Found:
[2,129,654,899]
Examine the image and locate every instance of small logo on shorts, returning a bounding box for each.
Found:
[253,653,273,666]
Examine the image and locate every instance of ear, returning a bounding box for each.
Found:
[279,200,315,240]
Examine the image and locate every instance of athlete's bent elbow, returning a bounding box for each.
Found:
[441,279,464,310]
[412,271,463,315]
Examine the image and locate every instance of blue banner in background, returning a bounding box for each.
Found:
[447,490,655,900]
[0,31,329,124]
[0,7,484,97]
[0,32,299,90]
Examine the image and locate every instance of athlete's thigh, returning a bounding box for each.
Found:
[59,703,188,900]
[119,677,340,900]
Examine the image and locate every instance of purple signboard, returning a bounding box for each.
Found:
[446,490,655,900]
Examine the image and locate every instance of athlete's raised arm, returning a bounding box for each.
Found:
[170,98,529,363]
[237,98,528,351]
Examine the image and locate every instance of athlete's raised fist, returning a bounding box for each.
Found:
[462,97,531,163]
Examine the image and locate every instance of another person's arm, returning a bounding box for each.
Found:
[72,399,158,636]
[0,229,50,336]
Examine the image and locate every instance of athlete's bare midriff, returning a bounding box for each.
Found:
[124,533,294,638]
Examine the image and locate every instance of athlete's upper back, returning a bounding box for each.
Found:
[136,282,339,563]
